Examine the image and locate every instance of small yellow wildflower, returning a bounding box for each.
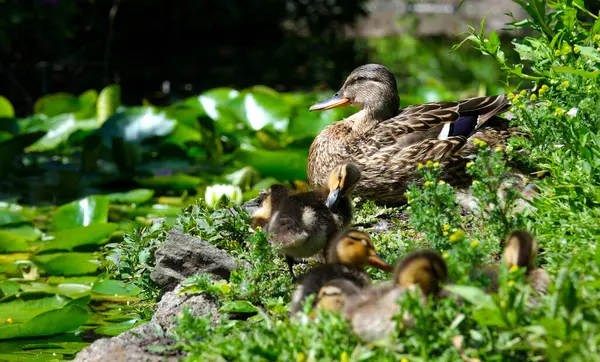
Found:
[442,252,449,259]
[340,352,349,362]
[561,80,569,88]
[512,94,519,103]
[297,352,306,362]
[587,84,592,89]
[426,160,434,168]
[507,280,516,287]
[574,45,580,54]
[554,108,565,116]
[507,92,515,99]
[561,43,572,54]
[554,49,561,56]
[424,181,432,187]
[530,94,537,101]
[478,139,487,147]
[401,358,409,362]
[519,89,527,97]
[546,101,553,107]
[443,231,449,236]
[433,161,440,169]
[417,163,424,170]
[495,146,502,152]
[449,229,465,243]
[6,318,13,324]
[471,240,480,248]
[466,161,473,168]
[472,180,480,185]
[594,34,600,42]
[509,265,519,272]
[407,198,412,204]
[438,180,445,185]
[541,84,549,91]
[255,226,262,231]
[442,224,450,231]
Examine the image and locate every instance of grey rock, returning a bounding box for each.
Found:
[150,228,246,292]
[74,285,219,362]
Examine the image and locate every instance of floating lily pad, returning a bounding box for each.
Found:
[135,174,203,191]
[34,253,99,276]
[94,319,139,336]
[39,223,119,252]
[0,96,15,118]
[91,279,142,296]
[0,231,29,252]
[1,223,42,242]
[53,196,109,231]
[97,107,176,147]
[227,87,290,132]
[198,87,240,133]
[234,147,307,181]
[33,93,80,118]
[0,305,89,340]
[27,114,97,152]
[0,295,71,324]
[97,84,121,125]
[105,189,154,204]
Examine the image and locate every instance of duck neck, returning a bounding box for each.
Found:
[350,97,399,134]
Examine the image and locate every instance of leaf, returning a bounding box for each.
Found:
[53,196,110,231]
[94,319,139,336]
[0,211,26,226]
[472,307,508,328]
[0,305,89,340]
[0,230,29,252]
[135,174,203,191]
[91,279,142,296]
[234,147,307,181]
[198,87,240,132]
[552,66,600,79]
[443,285,496,309]
[227,87,290,132]
[288,101,353,140]
[0,224,42,242]
[104,189,154,204]
[34,253,99,276]
[219,300,259,314]
[97,107,176,147]
[97,84,121,125]
[27,114,98,152]
[39,223,119,252]
[486,31,501,54]
[0,281,20,298]
[0,295,70,323]
[33,93,80,117]
[0,96,14,118]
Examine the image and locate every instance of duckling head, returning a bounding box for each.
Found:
[316,278,362,313]
[325,163,361,210]
[309,64,399,121]
[394,250,448,296]
[503,230,538,271]
[251,185,290,228]
[326,229,393,272]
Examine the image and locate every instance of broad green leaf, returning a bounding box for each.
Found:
[227,87,290,132]
[97,84,121,125]
[27,114,98,152]
[0,211,26,226]
[552,66,600,79]
[472,307,508,328]
[0,295,70,323]
[94,319,139,336]
[18,282,92,299]
[288,105,352,140]
[576,46,600,64]
[34,253,99,276]
[104,189,154,204]
[0,281,19,297]
[53,196,109,231]
[219,300,259,314]
[0,224,41,242]
[443,285,496,309]
[135,174,203,191]
[198,87,240,132]
[33,93,80,117]
[0,96,14,118]
[97,107,176,147]
[91,279,142,296]
[0,305,89,340]
[0,231,29,252]
[486,31,501,54]
[234,147,307,181]
[39,223,119,252]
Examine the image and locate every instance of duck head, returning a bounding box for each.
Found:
[325,163,361,209]
[503,230,538,271]
[251,184,290,228]
[394,249,448,297]
[309,64,399,121]
[326,229,393,272]
[316,278,362,313]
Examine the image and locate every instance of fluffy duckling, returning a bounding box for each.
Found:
[343,249,448,342]
[477,230,550,297]
[290,229,393,315]
[251,164,361,279]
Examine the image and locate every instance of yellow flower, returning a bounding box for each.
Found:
[472,180,480,185]
[417,163,424,170]
[466,161,473,168]
[401,358,409,362]
[433,161,440,169]
[507,92,515,99]
[472,138,481,146]
[561,80,569,88]
[6,318,13,324]
[471,240,480,248]
[587,84,592,89]
[449,230,465,243]
[426,160,434,168]
[507,280,515,287]
[561,43,572,54]
[442,224,450,231]
[541,84,549,91]
[519,90,527,97]
[554,49,561,56]
[512,94,519,103]
[255,226,262,231]
[574,45,580,54]
[424,181,432,187]
[442,252,449,259]
[554,108,565,116]
[438,180,445,185]
[340,352,349,362]
[298,352,306,362]
[495,146,502,152]
[546,101,553,107]
[530,94,537,101]
[443,231,449,236]
[509,265,519,272]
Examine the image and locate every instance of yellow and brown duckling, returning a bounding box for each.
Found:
[290,229,393,315]
[343,249,448,342]
[308,63,513,205]
[251,164,361,280]
[477,230,550,298]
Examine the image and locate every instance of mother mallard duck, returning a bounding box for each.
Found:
[307,63,513,205]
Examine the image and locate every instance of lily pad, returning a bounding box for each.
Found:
[105,189,154,204]
[53,196,109,231]
[97,84,121,125]
[38,223,119,252]
[33,93,80,118]
[234,147,307,181]
[27,114,98,152]
[0,231,29,252]
[94,319,139,336]
[0,96,14,118]
[0,211,26,226]
[198,87,240,133]
[0,224,42,242]
[135,174,203,191]
[0,295,70,324]
[91,279,142,296]
[227,87,290,132]
[0,305,89,340]
[34,253,99,276]
[97,107,176,147]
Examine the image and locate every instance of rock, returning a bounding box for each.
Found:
[74,285,219,362]
[150,228,248,291]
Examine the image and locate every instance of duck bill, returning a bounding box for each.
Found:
[325,188,340,209]
[309,95,351,111]
[368,254,394,273]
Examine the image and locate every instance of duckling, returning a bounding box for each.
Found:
[251,164,362,280]
[476,230,550,297]
[343,249,448,342]
[290,229,393,315]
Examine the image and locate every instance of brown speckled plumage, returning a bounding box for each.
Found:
[308,64,514,205]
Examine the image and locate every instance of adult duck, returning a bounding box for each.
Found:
[307,64,512,205]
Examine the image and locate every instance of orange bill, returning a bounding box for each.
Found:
[368,254,394,273]
[309,95,351,111]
